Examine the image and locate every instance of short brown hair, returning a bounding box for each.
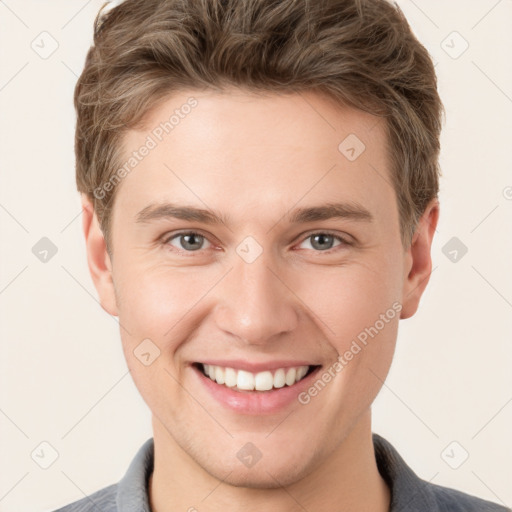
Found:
[74,0,443,255]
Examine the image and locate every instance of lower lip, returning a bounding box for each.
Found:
[191,364,322,415]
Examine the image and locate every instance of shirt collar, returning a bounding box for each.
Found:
[116,437,154,512]
[116,433,440,512]
[372,432,440,511]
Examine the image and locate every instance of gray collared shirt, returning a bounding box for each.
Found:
[52,433,510,512]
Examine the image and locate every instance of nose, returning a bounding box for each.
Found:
[212,250,299,346]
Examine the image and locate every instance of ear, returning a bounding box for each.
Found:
[400,198,440,319]
[81,194,119,317]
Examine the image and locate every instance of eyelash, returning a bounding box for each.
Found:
[160,230,352,256]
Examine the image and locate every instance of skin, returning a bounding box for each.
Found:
[82,88,439,512]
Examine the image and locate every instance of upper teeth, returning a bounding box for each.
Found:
[202,364,310,391]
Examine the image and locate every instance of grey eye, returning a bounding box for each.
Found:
[168,232,211,251]
[299,233,343,251]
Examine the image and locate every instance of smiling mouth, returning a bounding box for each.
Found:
[193,362,321,392]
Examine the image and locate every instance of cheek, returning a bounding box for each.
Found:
[114,241,403,355]
[114,265,203,410]
[294,255,403,344]
[112,263,206,398]
[293,255,402,406]
[115,261,210,337]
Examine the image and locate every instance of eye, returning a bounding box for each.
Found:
[161,230,351,255]
[163,231,212,252]
[296,232,350,252]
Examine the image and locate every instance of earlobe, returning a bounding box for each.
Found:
[81,194,119,317]
[400,199,440,319]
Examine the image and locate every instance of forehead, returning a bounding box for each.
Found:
[132,87,386,156]
[113,88,395,230]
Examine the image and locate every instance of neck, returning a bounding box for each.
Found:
[148,411,390,512]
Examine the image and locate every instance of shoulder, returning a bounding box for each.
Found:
[50,483,118,512]
[426,480,510,512]
[372,433,510,512]
[49,437,154,512]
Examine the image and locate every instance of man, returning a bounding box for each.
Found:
[54,0,510,510]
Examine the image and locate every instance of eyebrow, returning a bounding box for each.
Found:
[135,201,374,225]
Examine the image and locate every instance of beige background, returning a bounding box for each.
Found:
[0,1,511,510]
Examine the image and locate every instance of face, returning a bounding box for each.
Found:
[83,88,438,488]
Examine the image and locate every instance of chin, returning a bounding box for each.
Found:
[211,464,307,489]
[196,449,316,490]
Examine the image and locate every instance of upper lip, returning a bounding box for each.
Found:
[194,359,320,373]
